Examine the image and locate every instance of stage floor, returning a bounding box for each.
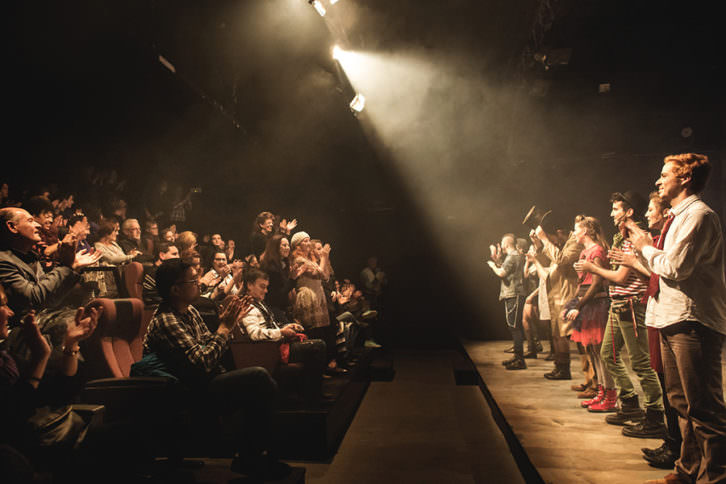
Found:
[461,339,726,484]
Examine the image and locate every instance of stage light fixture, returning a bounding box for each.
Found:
[350,93,366,113]
[332,45,343,60]
[309,0,326,16]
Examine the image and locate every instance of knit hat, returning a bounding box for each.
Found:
[290,231,310,249]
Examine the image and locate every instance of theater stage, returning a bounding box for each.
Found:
[461,339,726,484]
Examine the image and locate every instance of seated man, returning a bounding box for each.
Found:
[0,207,100,326]
[118,218,153,264]
[143,259,288,479]
[142,241,179,309]
[240,268,328,407]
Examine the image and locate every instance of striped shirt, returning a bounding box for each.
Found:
[609,239,648,298]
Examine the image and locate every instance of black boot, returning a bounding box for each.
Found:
[605,394,644,425]
[643,441,678,469]
[622,408,667,439]
[544,363,571,380]
[505,357,527,370]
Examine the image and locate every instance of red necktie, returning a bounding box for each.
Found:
[643,215,674,301]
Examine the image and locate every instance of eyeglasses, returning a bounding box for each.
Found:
[176,280,199,286]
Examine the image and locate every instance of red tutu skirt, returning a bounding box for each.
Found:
[569,297,610,346]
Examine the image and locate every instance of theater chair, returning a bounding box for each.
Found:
[80,297,178,421]
[229,336,305,404]
[121,261,156,343]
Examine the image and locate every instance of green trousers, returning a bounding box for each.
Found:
[600,300,663,410]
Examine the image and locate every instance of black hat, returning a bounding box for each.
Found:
[522,205,555,233]
[612,191,648,218]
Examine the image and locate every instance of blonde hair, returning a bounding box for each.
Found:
[574,215,609,251]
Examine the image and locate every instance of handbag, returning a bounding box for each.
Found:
[24,405,89,449]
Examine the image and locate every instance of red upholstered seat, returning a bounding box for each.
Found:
[83,297,144,379]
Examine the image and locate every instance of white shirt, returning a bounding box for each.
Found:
[641,195,726,334]
[241,303,282,341]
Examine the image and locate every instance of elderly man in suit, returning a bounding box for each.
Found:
[0,207,100,325]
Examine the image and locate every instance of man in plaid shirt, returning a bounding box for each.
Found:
[144,259,290,479]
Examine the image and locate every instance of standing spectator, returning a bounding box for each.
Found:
[630,154,726,484]
[168,184,193,227]
[360,256,387,311]
[260,235,293,315]
[250,212,275,258]
[487,233,527,370]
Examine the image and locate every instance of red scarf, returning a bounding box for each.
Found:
[643,215,674,303]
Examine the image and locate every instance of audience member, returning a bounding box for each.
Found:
[260,235,294,314]
[94,219,139,266]
[239,268,328,407]
[143,259,287,479]
[250,212,275,258]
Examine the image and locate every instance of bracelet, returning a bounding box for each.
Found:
[62,345,80,356]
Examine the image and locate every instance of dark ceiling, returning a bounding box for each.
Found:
[7,0,724,341]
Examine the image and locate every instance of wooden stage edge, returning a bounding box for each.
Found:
[458,339,725,484]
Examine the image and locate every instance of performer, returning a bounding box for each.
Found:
[487,233,527,369]
[629,154,726,484]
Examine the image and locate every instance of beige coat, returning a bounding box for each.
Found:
[539,233,583,337]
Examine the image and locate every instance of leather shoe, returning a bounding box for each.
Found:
[523,351,538,359]
[503,345,514,353]
[544,352,555,361]
[502,357,519,366]
[543,368,571,380]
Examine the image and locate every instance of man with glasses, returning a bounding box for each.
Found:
[144,259,289,479]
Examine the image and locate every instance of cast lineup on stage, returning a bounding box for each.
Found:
[486,153,726,484]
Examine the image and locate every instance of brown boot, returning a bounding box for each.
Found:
[577,386,598,399]
[643,472,691,484]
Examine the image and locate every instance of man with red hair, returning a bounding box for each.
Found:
[629,153,726,484]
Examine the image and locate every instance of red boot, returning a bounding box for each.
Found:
[587,388,618,412]
[580,385,604,408]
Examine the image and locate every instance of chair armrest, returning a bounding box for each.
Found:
[71,403,106,428]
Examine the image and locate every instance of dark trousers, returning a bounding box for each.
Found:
[206,367,278,457]
[661,321,726,483]
[504,296,525,358]
[288,339,327,404]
